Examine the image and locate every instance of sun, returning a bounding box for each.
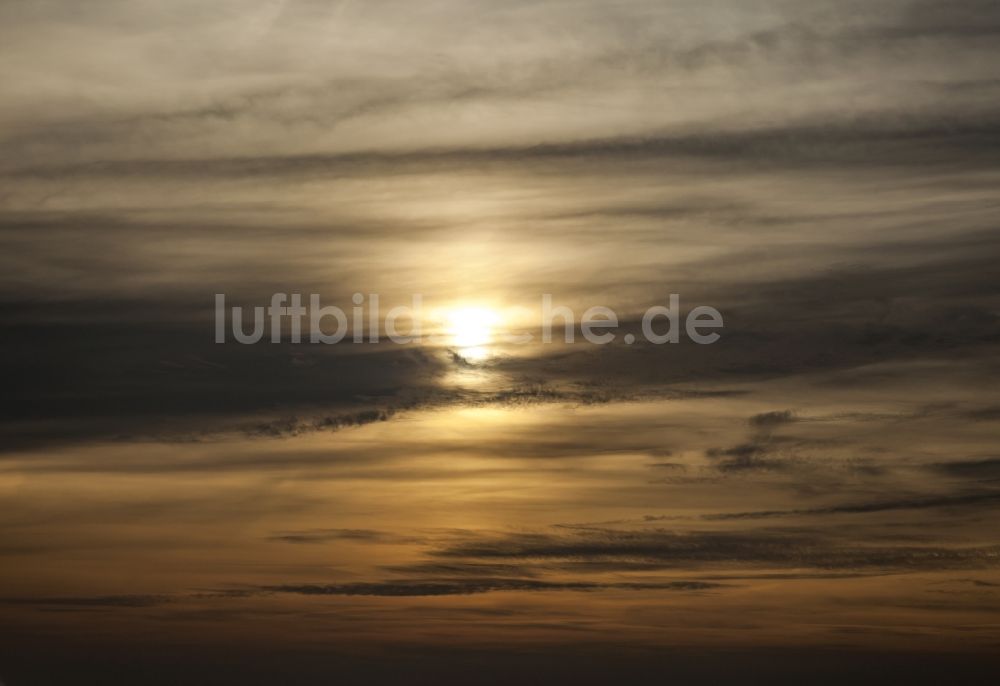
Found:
[445,306,501,348]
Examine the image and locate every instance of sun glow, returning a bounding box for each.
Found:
[445,306,501,349]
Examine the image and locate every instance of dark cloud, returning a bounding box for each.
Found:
[701,491,1000,520]
[378,562,539,578]
[927,459,1000,480]
[893,0,1000,38]
[7,115,1000,182]
[268,529,420,545]
[431,528,1000,572]
[964,406,1000,422]
[3,595,169,608]
[749,410,797,428]
[705,442,791,473]
[261,578,724,597]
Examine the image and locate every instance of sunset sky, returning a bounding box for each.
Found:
[2,1,1000,683]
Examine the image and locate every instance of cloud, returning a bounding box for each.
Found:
[701,492,1000,520]
[705,442,791,473]
[430,528,1000,572]
[2,595,169,608]
[261,578,724,597]
[268,528,421,545]
[965,406,1000,422]
[927,458,1000,480]
[749,410,797,428]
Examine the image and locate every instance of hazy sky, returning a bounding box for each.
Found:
[2,1,1000,683]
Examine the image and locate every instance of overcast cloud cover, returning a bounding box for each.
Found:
[1,1,1000,683]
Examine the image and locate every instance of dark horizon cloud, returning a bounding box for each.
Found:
[0,578,726,605]
[699,491,1000,520]
[261,578,725,597]
[430,528,1000,573]
[2,594,170,608]
[929,458,1000,480]
[268,528,423,545]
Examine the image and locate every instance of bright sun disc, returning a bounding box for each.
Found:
[445,307,500,348]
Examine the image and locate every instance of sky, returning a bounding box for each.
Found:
[1,1,1000,683]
